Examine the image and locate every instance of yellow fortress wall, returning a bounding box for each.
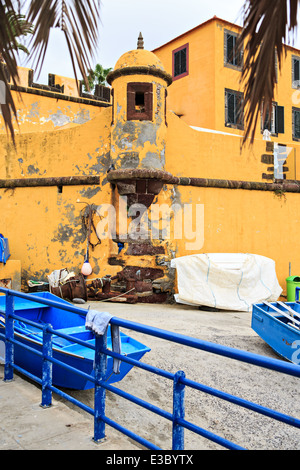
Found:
[1,22,300,301]
[0,67,107,134]
[0,108,114,289]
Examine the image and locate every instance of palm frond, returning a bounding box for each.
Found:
[0,0,101,142]
[27,0,101,87]
[0,0,25,144]
[240,0,299,144]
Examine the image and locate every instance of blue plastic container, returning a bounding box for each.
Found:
[0,234,10,264]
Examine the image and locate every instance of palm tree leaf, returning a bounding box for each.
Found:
[0,0,101,140]
[27,0,101,86]
[0,1,26,144]
[240,0,299,144]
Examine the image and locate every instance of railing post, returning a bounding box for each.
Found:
[4,293,14,382]
[40,324,53,408]
[172,370,186,450]
[93,333,108,443]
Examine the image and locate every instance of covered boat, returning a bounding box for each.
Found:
[0,292,150,390]
[171,253,282,312]
[252,300,300,364]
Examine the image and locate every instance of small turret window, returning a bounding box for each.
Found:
[127,83,153,121]
[135,92,145,112]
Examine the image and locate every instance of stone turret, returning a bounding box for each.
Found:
[105,38,175,303]
[107,35,172,172]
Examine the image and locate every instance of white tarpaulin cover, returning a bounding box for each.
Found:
[171,253,282,312]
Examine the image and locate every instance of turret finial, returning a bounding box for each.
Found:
[137,32,144,49]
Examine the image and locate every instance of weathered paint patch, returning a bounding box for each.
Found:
[141,152,164,169]
[79,186,101,199]
[27,164,42,175]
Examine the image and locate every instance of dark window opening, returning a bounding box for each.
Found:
[127,83,153,121]
[172,43,189,80]
[276,106,285,134]
[174,49,186,76]
[57,185,63,194]
[135,92,145,113]
[225,89,244,130]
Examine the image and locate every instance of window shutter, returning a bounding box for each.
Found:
[263,106,270,131]
[294,109,300,138]
[275,106,284,134]
[292,57,295,86]
[236,92,244,129]
[275,50,278,83]
[180,48,187,74]
[237,45,243,68]
[174,51,180,76]
[225,89,244,128]
[127,83,153,121]
[226,34,234,64]
[227,92,235,124]
[293,58,300,85]
[173,47,187,77]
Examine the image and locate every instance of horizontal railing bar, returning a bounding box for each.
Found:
[10,337,43,357]
[101,380,173,422]
[101,415,161,450]
[10,328,299,433]
[9,337,96,387]
[47,326,95,350]
[5,312,95,351]
[2,288,300,377]
[181,376,300,429]
[6,330,97,385]
[0,288,87,316]
[13,363,43,386]
[111,317,300,378]
[176,417,245,450]
[50,384,95,416]
[10,313,45,330]
[49,355,96,384]
[1,287,300,451]
[100,375,247,452]
[103,348,174,380]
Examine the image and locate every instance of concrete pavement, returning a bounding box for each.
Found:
[0,364,139,450]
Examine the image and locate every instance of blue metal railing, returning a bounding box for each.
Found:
[0,287,300,450]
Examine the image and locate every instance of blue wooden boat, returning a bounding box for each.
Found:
[252,300,300,364]
[0,292,150,390]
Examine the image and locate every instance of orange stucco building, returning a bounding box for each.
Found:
[153,16,300,148]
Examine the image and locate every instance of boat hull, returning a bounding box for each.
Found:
[252,302,300,364]
[0,292,150,390]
